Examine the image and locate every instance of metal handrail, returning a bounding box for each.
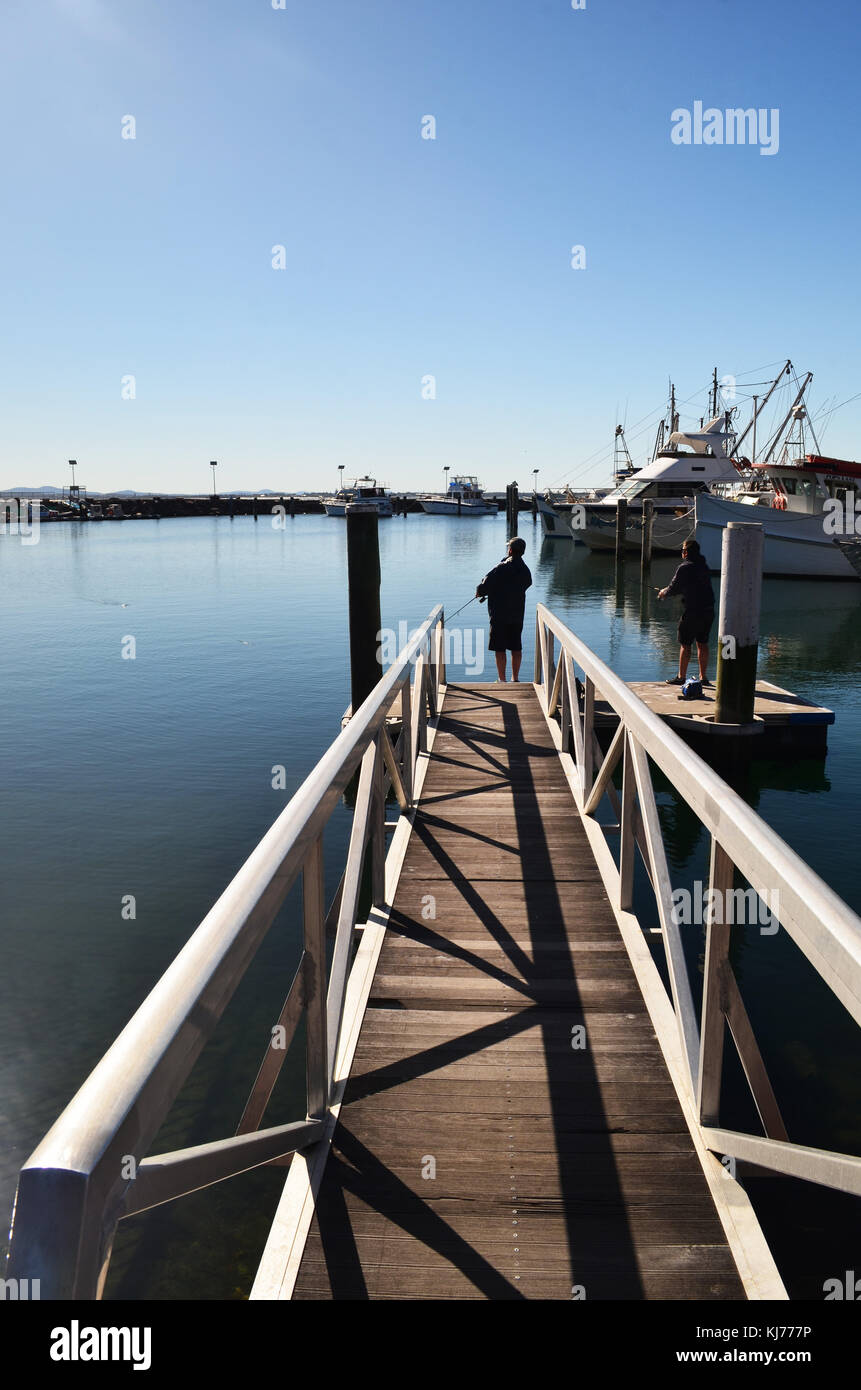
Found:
[535,602,861,1196]
[7,605,445,1299]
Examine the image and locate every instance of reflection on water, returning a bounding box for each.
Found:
[1,515,858,1299]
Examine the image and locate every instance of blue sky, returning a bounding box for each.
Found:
[1,0,859,494]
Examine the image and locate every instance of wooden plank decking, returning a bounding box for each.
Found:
[291,683,744,1300]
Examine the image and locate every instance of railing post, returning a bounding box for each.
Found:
[7,1168,107,1300]
[582,676,595,797]
[619,732,636,910]
[697,837,734,1125]
[371,736,386,908]
[416,651,428,757]
[437,615,446,689]
[303,836,329,1118]
[534,613,541,683]
[547,632,555,705]
[559,653,571,753]
[400,678,413,805]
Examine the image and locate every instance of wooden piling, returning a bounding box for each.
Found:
[714,522,763,725]
[346,503,383,716]
[615,498,628,564]
[641,498,653,574]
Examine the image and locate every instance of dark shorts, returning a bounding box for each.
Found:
[678,608,714,646]
[488,621,523,652]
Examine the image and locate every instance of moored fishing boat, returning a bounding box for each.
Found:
[696,366,861,578]
[696,456,861,579]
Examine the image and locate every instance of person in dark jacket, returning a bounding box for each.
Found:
[657,538,715,684]
[476,537,533,682]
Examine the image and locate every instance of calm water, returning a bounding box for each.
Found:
[2,513,859,1298]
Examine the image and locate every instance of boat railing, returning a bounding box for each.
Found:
[535,603,861,1200]
[6,605,447,1299]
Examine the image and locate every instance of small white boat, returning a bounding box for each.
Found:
[418,475,496,515]
[324,477,393,518]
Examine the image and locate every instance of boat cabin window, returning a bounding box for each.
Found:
[617,478,650,500]
[779,477,797,495]
[797,478,815,499]
[655,481,699,497]
[827,479,857,501]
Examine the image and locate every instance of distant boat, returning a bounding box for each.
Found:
[324,477,393,518]
[418,475,496,516]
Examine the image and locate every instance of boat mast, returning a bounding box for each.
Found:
[732,359,792,457]
[614,425,635,481]
[761,372,814,461]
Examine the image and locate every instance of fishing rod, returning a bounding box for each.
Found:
[447,595,481,622]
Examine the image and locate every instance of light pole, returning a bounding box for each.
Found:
[443,464,450,495]
[210,460,217,497]
[533,468,539,495]
[338,464,345,496]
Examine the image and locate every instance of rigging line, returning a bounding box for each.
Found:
[549,378,716,489]
[815,388,861,418]
[732,358,794,378]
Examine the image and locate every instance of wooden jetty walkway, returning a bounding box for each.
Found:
[288,684,743,1299]
[8,604,861,1301]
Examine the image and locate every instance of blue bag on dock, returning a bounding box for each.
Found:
[678,677,703,701]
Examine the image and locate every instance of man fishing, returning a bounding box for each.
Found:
[657,537,715,684]
[475,537,533,682]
